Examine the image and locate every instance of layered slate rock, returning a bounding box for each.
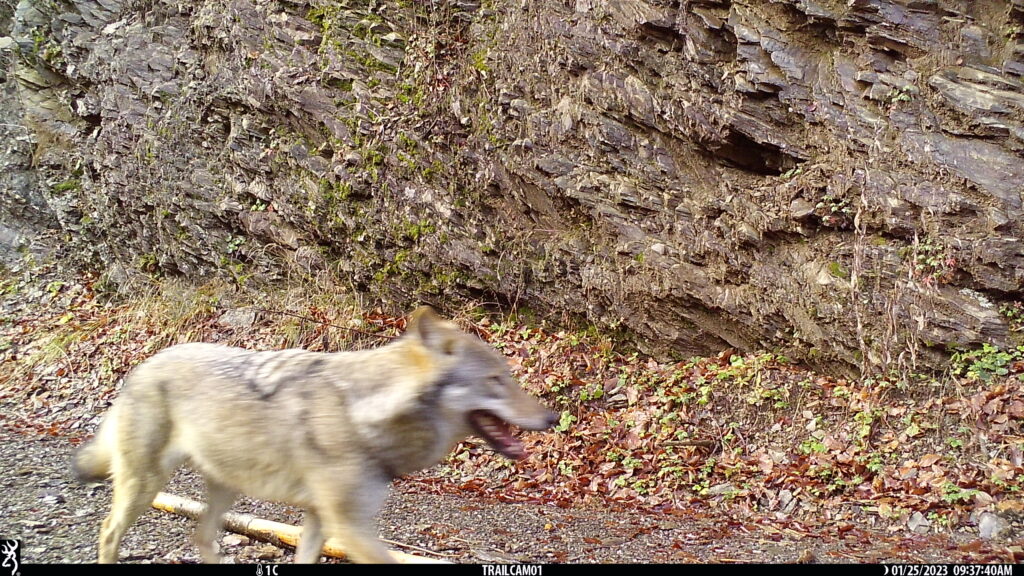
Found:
[2,0,1023,373]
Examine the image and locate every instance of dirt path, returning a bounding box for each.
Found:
[1,430,1014,565]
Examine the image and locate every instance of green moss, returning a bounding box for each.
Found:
[397,132,417,151]
[51,179,81,195]
[372,249,410,283]
[323,77,354,91]
[421,160,444,181]
[397,83,425,107]
[138,253,160,274]
[318,177,354,209]
[470,49,490,73]
[307,5,342,33]
[418,266,467,295]
[396,151,417,172]
[402,219,436,242]
[364,148,385,168]
[344,48,398,74]
[828,261,848,279]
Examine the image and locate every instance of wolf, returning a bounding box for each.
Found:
[73,306,556,564]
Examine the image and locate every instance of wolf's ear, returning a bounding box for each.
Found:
[408,306,458,355]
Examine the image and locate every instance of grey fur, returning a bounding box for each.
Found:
[73,306,556,563]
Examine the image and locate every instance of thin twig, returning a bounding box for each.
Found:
[663,439,716,448]
[380,538,460,559]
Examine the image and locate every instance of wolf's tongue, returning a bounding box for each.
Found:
[468,410,525,460]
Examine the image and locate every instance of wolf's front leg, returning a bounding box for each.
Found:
[195,481,238,563]
[294,511,326,564]
[313,476,396,563]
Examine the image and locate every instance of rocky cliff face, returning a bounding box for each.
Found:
[2,0,1023,373]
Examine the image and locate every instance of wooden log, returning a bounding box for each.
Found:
[151,492,450,564]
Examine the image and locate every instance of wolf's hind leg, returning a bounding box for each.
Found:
[99,468,171,563]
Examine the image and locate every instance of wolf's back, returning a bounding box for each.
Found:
[70,342,300,484]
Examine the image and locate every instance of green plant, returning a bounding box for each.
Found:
[951,343,1024,383]
[45,280,66,297]
[885,85,914,104]
[226,234,246,253]
[578,383,604,402]
[864,453,884,474]
[780,166,803,179]
[990,476,1021,493]
[815,194,852,228]
[901,238,956,286]
[927,511,954,529]
[397,132,417,151]
[940,482,979,504]
[546,375,570,395]
[723,421,741,444]
[470,49,490,73]
[1000,302,1024,332]
[798,437,827,454]
[622,456,643,470]
[692,457,717,495]
[853,409,881,440]
[554,410,576,433]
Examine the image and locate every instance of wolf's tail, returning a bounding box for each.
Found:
[72,405,118,483]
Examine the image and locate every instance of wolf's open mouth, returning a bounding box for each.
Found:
[468,410,525,460]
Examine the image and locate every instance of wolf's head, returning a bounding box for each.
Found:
[408,306,557,459]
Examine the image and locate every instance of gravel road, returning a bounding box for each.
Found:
[2,431,1014,565]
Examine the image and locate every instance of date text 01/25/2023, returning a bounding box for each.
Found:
[883,566,1013,576]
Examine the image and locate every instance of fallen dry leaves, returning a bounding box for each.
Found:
[1,267,1021,556]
